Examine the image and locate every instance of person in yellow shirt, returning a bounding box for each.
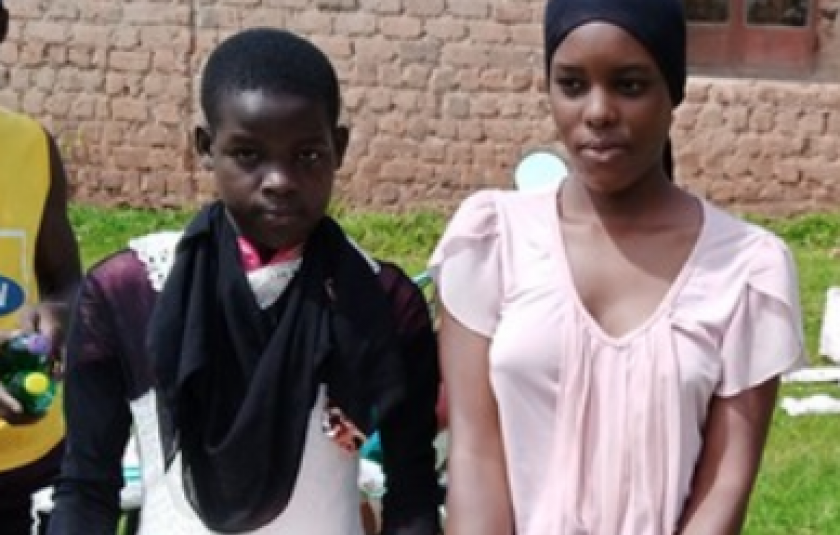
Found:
[0,1,82,533]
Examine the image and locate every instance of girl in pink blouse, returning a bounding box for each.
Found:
[430,0,805,534]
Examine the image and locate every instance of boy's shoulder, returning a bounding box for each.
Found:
[87,231,183,297]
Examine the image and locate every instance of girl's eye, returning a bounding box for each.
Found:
[616,79,648,96]
[555,77,586,97]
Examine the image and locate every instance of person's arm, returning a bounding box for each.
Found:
[439,305,513,535]
[677,379,780,535]
[47,273,132,535]
[27,131,82,346]
[378,266,441,535]
[678,235,804,534]
[0,131,81,420]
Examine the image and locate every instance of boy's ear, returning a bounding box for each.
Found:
[333,125,350,169]
[194,125,215,171]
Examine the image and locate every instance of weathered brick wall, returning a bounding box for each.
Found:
[675,78,840,215]
[0,0,838,215]
[0,0,195,206]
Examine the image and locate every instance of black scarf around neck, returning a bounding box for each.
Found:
[148,202,406,532]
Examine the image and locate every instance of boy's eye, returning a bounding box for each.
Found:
[232,148,261,166]
[297,149,326,166]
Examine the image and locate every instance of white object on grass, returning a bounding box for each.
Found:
[780,395,840,416]
[819,287,840,364]
[782,366,840,384]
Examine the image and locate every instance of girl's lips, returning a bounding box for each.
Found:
[580,145,628,163]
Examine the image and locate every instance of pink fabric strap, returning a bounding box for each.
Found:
[237,236,302,272]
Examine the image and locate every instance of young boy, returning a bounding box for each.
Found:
[49,28,440,535]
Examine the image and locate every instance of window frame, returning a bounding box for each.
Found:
[686,0,818,76]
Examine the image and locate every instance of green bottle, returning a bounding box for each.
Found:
[0,333,55,416]
[3,370,55,415]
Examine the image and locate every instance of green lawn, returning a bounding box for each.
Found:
[69,204,840,534]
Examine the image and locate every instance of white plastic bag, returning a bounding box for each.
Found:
[819,287,840,363]
[780,395,840,416]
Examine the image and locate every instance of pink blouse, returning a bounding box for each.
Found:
[430,188,805,535]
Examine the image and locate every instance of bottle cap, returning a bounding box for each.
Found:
[23,372,50,395]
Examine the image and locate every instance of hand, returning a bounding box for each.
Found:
[20,301,68,356]
[19,301,68,378]
[0,302,67,422]
[0,383,39,423]
[0,330,24,420]
[0,381,41,423]
[0,330,20,415]
[0,382,23,420]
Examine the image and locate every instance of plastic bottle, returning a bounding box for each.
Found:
[0,333,55,416]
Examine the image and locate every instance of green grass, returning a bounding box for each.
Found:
[742,214,840,534]
[70,205,193,268]
[69,204,446,276]
[69,204,840,533]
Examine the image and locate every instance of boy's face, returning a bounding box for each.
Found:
[196,89,348,252]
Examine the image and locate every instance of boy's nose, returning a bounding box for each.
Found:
[261,166,295,192]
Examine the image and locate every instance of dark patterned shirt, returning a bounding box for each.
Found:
[49,248,441,535]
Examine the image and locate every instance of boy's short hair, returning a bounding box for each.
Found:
[200,28,341,129]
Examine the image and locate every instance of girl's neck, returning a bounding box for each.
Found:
[562,170,679,228]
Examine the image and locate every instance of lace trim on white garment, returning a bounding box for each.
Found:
[128,231,184,292]
[127,231,377,310]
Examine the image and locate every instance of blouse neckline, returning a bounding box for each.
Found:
[549,190,710,346]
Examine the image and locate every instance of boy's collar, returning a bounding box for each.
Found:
[222,207,302,271]
[237,236,302,272]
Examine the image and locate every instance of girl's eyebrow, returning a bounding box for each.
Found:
[613,64,656,75]
[554,62,654,72]
[553,63,584,73]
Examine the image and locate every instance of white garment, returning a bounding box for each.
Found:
[131,388,364,535]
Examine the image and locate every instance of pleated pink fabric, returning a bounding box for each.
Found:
[430,187,805,535]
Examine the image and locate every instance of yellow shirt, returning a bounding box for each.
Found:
[0,107,65,471]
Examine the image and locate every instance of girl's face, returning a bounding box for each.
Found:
[548,22,674,193]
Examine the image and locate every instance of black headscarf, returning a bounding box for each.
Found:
[148,202,406,532]
[544,0,686,179]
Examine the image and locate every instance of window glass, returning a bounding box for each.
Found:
[685,0,730,23]
[746,0,810,27]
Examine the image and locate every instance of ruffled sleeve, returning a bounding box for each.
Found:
[717,234,806,397]
[428,190,502,337]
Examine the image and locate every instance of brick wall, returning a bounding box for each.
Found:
[675,77,840,215]
[0,0,838,215]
